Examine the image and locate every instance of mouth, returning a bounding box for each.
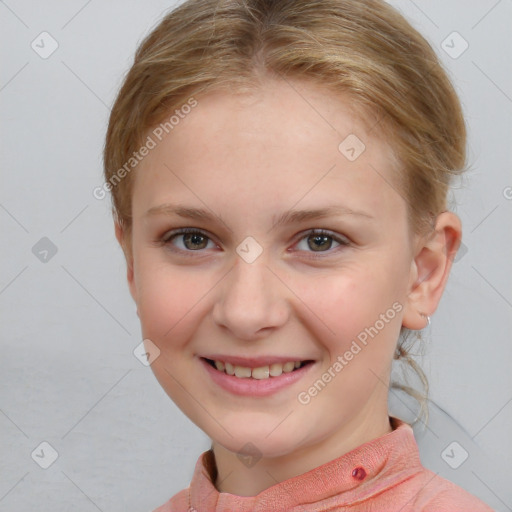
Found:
[201,357,315,380]
[200,356,316,396]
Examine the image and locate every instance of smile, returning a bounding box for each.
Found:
[200,356,316,397]
[204,358,311,379]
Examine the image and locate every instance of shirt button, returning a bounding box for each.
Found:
[352,466,367,480]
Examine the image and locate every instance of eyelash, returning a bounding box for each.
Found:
[159,227,350,259]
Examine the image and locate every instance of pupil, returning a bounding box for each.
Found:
[185,233,206,250]
[309,235,331,251]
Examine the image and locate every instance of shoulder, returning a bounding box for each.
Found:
[406,468,494,511]
[151,488,189,512]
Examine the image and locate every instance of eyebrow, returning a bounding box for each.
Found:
[145,203,374,229]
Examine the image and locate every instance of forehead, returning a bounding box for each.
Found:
[132,78,405,224]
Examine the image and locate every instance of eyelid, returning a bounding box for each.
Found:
[157,227,219,255]
[290,228,350,256]
[160,227,350,256]
[161,227,215,243]
[294,228,350,245]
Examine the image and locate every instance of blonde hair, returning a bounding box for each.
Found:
[104,0,467,418]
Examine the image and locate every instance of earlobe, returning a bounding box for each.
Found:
[402,212,462,330]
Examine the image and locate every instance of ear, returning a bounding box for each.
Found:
[115,220,138,306]
[402,212,462,330]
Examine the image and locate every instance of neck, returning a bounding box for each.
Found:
[212,406,393,497]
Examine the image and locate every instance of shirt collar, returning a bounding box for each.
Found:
[188,417,423,512]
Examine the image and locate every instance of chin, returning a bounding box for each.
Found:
[209,421,303,459]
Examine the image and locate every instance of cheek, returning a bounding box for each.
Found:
[134,257,209,347]
[292,265,403,351]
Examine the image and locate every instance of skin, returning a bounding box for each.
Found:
[116,77,461,497]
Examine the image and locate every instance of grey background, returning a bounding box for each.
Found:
[1,0,511,510]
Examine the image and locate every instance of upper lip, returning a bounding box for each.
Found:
[201,355,312,367]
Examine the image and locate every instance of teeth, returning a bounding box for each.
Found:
[234,366,251,378]
[283,361,295,373]
[210,359,305,379]
[252,366,270,380]
[269,363,283,377]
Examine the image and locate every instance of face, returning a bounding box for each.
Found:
[125,78,420,459]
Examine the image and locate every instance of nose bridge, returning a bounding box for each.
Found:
[213,251,287,339]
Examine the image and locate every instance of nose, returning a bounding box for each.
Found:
[212,254,289,341]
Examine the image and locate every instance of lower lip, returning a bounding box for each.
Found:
[200,358,315,397]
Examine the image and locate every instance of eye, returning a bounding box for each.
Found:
[161,228,216,252]
[159,227,350,257]
[294,229,349,255]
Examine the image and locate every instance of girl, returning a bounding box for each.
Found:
[104,0,494,509]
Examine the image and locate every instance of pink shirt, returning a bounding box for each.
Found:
[153,418,493,511]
